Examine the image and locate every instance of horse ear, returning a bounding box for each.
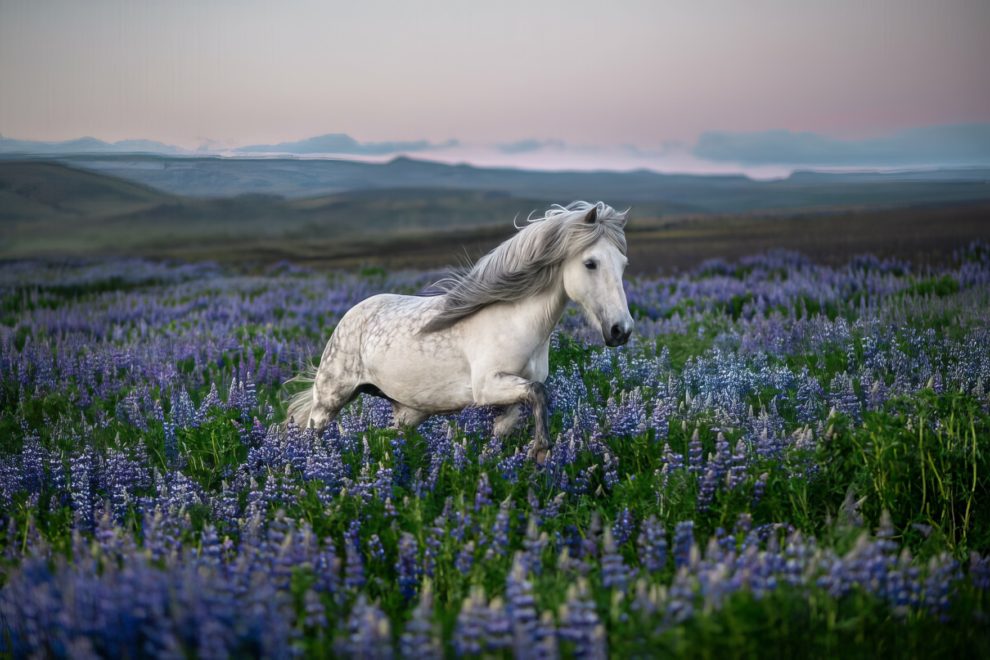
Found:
[584,206,598,224]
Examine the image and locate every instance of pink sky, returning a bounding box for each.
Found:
[1,0,988,153]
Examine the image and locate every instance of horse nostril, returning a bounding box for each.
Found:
[610,323,622,339]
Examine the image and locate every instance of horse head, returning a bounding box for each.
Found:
[561,205,634,346]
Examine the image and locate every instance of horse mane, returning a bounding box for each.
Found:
[421,201,627,333]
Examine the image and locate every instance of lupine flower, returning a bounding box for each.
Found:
[612,508,634,546]
[344,533,365,591]
[637,516,668,574]
[396,532,421,601]
[454,586,488,656]
[340,595,392,659]
[506,556,540,655]
[673,521,696,570]
[401,581,441,657]
[600,529,630,591]
[456,541,476,575]
[752,472,768,506]
[558,578,606,659]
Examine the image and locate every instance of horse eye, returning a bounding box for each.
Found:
[584,260,597,270]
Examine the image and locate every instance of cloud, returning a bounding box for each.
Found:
[235,133,458,155]
[693,124,990,168]
[496,139,567,154]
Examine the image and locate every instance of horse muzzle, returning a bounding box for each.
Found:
[603,320,633,347]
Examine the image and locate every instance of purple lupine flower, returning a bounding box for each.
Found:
[710,432,731,477]
[485,497,512,561]
[401,581,441,657]
[483,596,512,651]
[795,371,825,423]
[367,533,386,563]
[198,381,222,417]
[340,595,392,658]
[303,588,327,629]
[475,472,493,511]
[454,587,488,656]
[423,512,446,578]
[687,428,703,473]
[344,533,365,591]
[752,472,768,506]
[970,553,990,591]
[558,578,606,659]
[506,554,540,653]
[650,399,672,441]
[727,438,748,489]
[600,529,630,591]
[602,452,619,490]
[170,388,199,428]
[162,420,178,468]
[612,508,635,546]
[673,521,695,570]
[313,539,341,595]
[456,541,476,575]
[523,610,557,659]
[924,553,961,621]
[521,518,549,575]
[453,438,468,472]
[665,567,695,624]
[69,448,95,531]
[696,466,718,511]
[637,515,668,574]
[396,532,421,601]
[604,387,647,437]
[197,524,222,566]
[828,372,861,422]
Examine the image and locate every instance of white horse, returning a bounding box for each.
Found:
[286,201,633,462]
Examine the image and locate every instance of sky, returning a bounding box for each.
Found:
[1,0,989,172]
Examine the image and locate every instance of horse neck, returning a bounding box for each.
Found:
[509,274,568,342]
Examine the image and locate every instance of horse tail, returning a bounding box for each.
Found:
[284,365,318,428]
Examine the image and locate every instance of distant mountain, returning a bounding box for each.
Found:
[236,133,458,155]
[0,135,183,156]
[35,153,990,216]
[695,123,990,168]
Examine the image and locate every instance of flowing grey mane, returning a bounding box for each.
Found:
[421,201,627,333]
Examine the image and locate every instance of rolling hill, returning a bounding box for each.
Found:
[0,161,564,257]
[20,153,990,214]
[2,158,989,271]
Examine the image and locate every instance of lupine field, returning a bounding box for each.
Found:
[2,244,990,658]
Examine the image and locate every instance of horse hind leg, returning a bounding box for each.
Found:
[306,367,360,432]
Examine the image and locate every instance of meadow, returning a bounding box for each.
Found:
[1,243,989,657]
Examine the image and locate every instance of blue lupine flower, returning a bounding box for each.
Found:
[637,515,668,574]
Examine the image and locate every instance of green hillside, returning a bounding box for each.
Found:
[2,159,989,271]
[0,162,568,257]
[0,160,172,222]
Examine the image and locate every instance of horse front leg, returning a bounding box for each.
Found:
[493,403,525,438]
[527,383,550,464]
[474,372,550,464]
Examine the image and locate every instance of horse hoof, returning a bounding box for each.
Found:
[528,447,549,465]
